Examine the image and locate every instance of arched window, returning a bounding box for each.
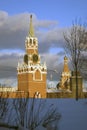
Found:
[35,92,41,98]
[33,39,36,45]
[35,69,41,80]
[30,38,32,44]
[31,67,33,71]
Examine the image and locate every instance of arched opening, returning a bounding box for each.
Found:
[34,92,41,98]
[33,39,36,45]
[35,69,41,80]
[30,38,32,44]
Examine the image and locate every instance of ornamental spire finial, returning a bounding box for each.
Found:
[29,15,34,37]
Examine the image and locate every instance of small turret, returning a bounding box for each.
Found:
[58,56,71,90]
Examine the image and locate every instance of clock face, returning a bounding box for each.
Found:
[32,54,38,62]
[24,54,28,64]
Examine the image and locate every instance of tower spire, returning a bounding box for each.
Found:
[29,15,35,37]
[63,56,70,72]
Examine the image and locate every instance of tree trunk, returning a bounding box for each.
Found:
[75,64,78,101]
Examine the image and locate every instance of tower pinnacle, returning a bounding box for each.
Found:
[29,15,35,37]
[63,56,69,72]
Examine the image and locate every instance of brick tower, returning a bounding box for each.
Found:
[58,56,71,90]
[17,15,47,98]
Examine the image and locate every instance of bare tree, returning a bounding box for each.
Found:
[0,92,17,129]
[0,91,61,130]
[63,19,87,100]
[0,92,10,122]
[13,97,61,130]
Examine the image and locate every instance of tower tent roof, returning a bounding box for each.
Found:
[29,15,35,37]
[64,56,68,60]
[63,56,70,72]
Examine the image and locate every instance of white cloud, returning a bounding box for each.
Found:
[0,11,8,26]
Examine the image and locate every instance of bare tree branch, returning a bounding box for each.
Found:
[63,19,87,100]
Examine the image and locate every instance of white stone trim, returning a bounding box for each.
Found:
[33,68,42,81]
[17,61,47,74]
[17,71,47,75]
[25,46,38,50]
[35,92,41,98]
[25,36,38,50]
[0,87,18,92]
[62,72,71,76]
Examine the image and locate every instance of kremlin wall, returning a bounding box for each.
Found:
[0,15,87,98]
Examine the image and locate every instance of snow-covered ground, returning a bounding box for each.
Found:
[48,99,87,130]
[0,99,87,130]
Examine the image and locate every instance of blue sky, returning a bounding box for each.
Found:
[0,0,87,83]
[0,0,87,27]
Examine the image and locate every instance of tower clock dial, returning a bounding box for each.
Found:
[32,54,38,62]
[24,54,28,64]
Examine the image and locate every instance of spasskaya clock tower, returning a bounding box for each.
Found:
[17,15,47,98]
